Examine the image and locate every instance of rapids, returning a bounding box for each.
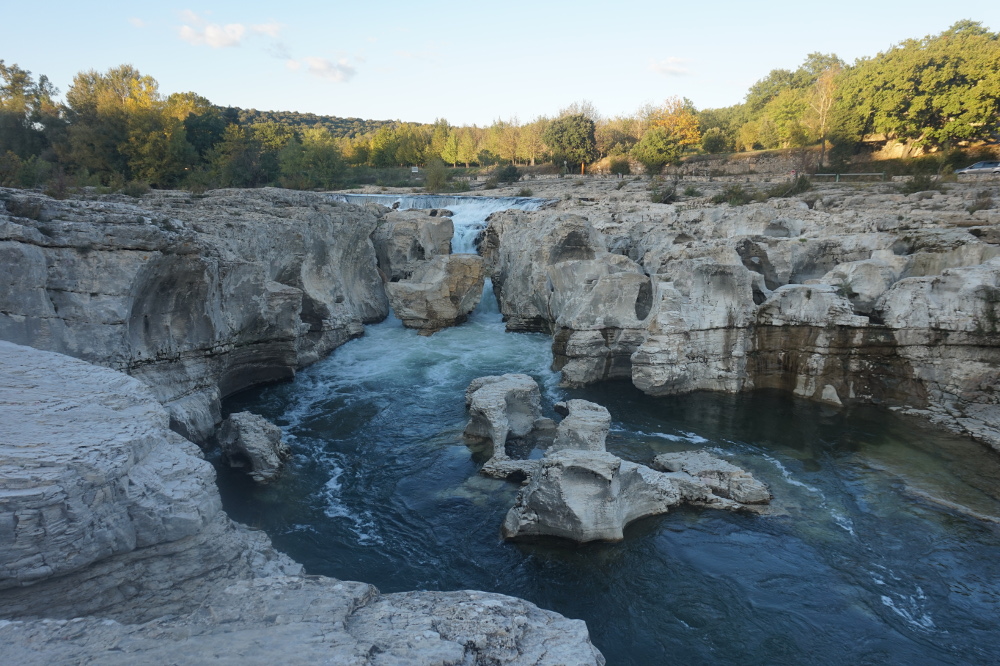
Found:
[217,196,1000,665]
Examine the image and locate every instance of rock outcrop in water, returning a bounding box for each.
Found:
[497,398,770,542]
[0,187,388,442]
[0,341,606,665]
[385,253,485,333]
[481,185,1000,452]
[461,375,769,542]
[370,208,453,281]
[218,412,291,483]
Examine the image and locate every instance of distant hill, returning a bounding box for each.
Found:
[232,108,409,138]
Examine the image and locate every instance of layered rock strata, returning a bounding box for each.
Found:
[385,253,485,333]
[482,187,1000,451]
[0,187,388,442]
[0,341,606,664]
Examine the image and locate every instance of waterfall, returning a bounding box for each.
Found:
[329,193,552,254]
[331,193,552,311]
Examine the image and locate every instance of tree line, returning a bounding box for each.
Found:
[0,20,996,193]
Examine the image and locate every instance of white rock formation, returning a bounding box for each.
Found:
[551,399,611,452]
[0,187,389,442]
[386,254,485,333]
[218,412,291,483]
[371,208,453,281]
[0,341,606,664]
[653,451,771,504]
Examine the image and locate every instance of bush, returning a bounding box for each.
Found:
[648,177,678,204]
[122,180,151,198]
[517,187,534,197]
[423,157,448,192]
[710,184,753,206]
[701,128,729,154]
[609,157,631,176]
[482,176,499,190]
[682,185,702,197]
[898,173,943,194]
[760,175,811,199]
[968,192,994,214]
[495,164,521,184]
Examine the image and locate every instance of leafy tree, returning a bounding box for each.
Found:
[278,127,345,189]
[631,127,682,174]
[840,21,1000,148]
[210,124,267,187]
[701,127,729,153]
[645,97,702,149]
[543,113,597,173]
[440,132,460,167]
[0,61,59,159]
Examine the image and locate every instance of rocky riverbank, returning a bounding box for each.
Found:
[474,177,1000,451]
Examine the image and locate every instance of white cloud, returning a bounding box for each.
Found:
[251,22,282,37]
[288,56,357,83]
[128,17,147,29]
[179,21,246,48]
[649,57,690,76]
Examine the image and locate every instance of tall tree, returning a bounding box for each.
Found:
[543,114,597,174]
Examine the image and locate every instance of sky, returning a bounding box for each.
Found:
[4,1,997,126]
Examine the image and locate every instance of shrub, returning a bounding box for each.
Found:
[495,164,521,184]
[423,157,448,192]
[648,177,678,204]
[968,192,994,214]
[609,157,631,176]
[517,187,534,197]
[482,176,499,190]
[701,128,729,154]
[682,185,702,197]
[898,173,943,194]
[122,180,151,198]
[710,184,753,206]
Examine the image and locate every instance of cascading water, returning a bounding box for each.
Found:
[217,196,1000,666]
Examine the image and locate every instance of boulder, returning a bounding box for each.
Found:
[550,399,611,452]
[652,451,771,504]
[386,254,485,334]
[464,374,541,459]
[371,208,453,281]
[218,412,291,483]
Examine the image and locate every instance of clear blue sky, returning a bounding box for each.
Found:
[5,2,996,125]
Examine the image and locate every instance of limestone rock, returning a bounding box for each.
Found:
[0,341,300,620]
[501,450,729,542]
[371,208,453,281]
[386,254,484,333]
[0,577,606,665]
[819,256,906,315]
[218,412,291,483]
[652,451,771,504]
[757,284,869,327]
[0,187,389,442]
[551,399,611,452]
[464,374,541,463]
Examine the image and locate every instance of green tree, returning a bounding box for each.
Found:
[543,113,597,173]
[440,132,460,167]
[631,127,681,174]
[279,127,346,189]
[840,21,1000,149]
[0,61,59,159]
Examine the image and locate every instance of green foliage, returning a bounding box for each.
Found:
[700,128,729,154]
[543,114,597,170]
[648,176,678,204]
[516,187,533,197]
[495,164,521,183]
[122,180,150,197]
[631,127,681,174]
[423,157,448,192]
[608,157,631,176]
[841,21,1000,149]
[898,174,944,194]
[682,185,702,197]
[711,184,754,206]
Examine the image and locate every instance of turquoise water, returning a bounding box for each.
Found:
[216,197,1000,665]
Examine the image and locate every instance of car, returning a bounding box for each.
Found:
[954,161,1000,174]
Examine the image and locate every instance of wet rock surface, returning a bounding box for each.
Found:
[218,412,291,483]
[480,181,1000,452]
[386,253,485,333]
[0,187,388,442]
